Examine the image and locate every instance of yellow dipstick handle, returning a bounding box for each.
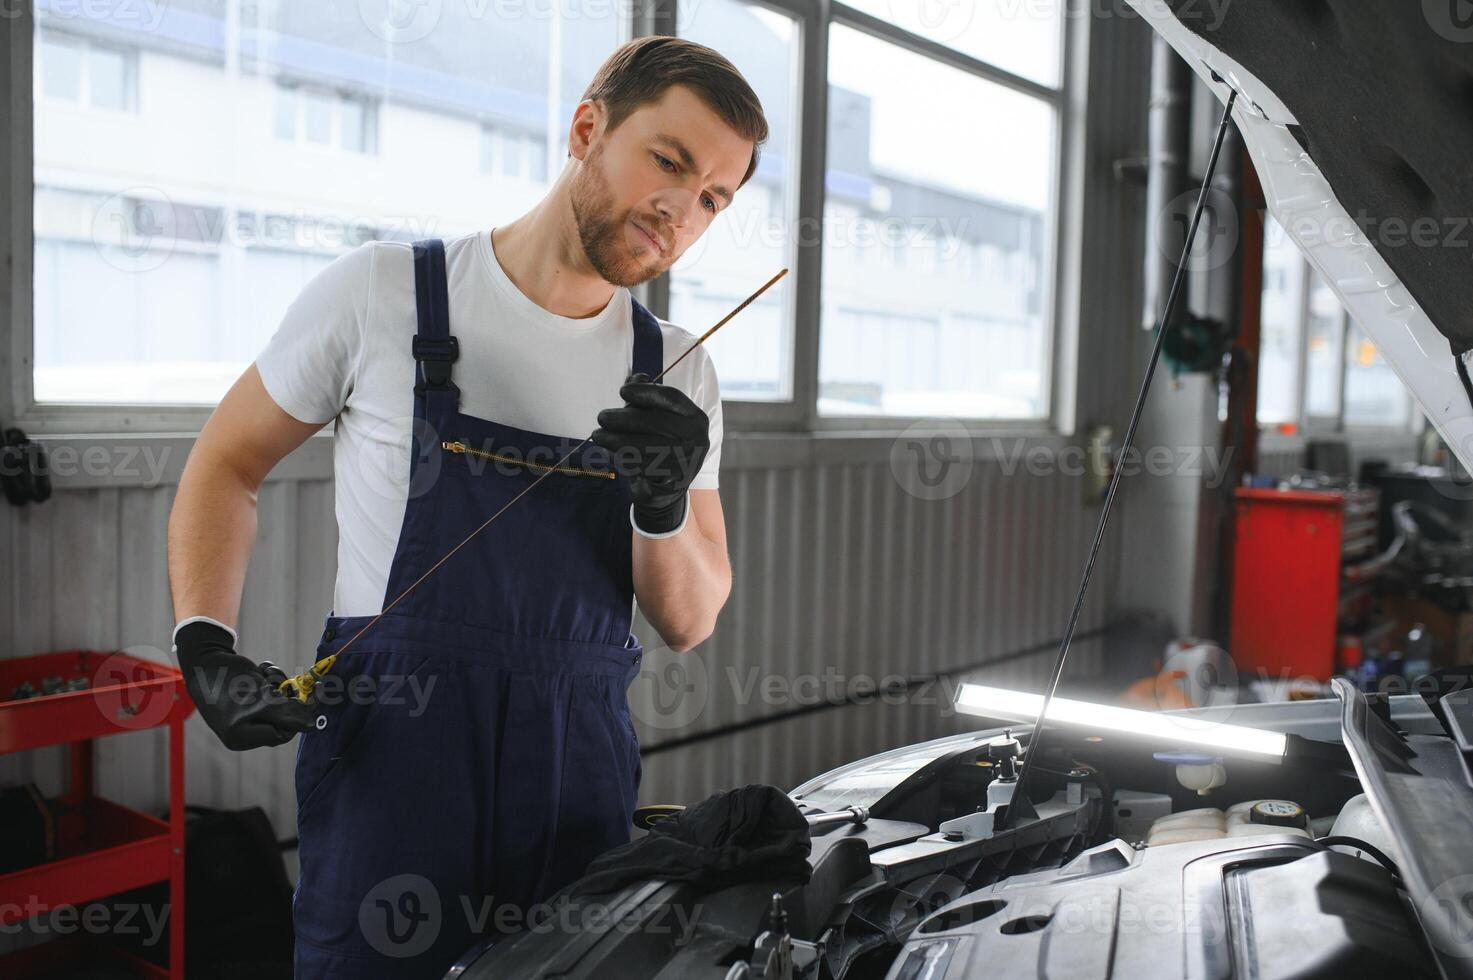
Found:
[279,654,337,703]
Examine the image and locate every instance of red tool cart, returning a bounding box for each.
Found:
[1229,486,1381,682]
[0,651,193,978]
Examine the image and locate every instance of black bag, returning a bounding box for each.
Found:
[105,805,295,979]
[181,805,295,975]
[0,783,54,873]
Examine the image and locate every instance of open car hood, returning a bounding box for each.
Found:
[1125,0,1473,471]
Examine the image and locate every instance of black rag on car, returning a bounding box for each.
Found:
[558,784,813,900]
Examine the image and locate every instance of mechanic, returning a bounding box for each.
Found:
[164,36,764,977]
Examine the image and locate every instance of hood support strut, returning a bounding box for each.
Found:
[1003,88,1241,830]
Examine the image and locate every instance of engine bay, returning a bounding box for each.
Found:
[456,684,1471,980]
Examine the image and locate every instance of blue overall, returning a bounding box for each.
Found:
[291,238,655,978]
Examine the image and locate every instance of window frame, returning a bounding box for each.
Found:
[1261,243,1421,438]
[805,2,1072,432]
[651,0,810,430]
[5,0,1083,439]
[655,0,1081,433]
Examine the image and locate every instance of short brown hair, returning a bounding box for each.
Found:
[580,36,769,189]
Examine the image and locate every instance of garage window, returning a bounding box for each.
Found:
[817,10,1062,420]
[19,2,625,420]
[670,0,801,404]
[10,1,1076,434]
[1257,216,1419,434]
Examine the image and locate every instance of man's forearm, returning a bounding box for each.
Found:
[167,447,259,628]
[632,520,730,653]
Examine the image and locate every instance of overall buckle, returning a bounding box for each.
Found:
[413,336,460,397]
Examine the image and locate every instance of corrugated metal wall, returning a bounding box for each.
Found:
[0,478,336,838]
[0,10,1155,842]
[0,454,1111,835]
[634,457,1112,807]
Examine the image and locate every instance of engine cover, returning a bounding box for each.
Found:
[886,835,1436,979]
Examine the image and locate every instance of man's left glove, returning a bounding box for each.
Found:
[173,620,316,751]
[592,373,710,537]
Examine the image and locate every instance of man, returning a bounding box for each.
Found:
[166,36,766,977]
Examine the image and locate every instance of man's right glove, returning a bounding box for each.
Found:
[591,373,710,537]
[172,620,315,750]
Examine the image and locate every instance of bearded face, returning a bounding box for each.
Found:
[565,86,754,289]
[569,141,679,289]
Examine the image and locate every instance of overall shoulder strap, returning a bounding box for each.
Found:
[410,238,459,405]
[629,295,665,383]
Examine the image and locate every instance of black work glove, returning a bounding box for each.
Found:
[173,621,315,751]
[591,373,710,536]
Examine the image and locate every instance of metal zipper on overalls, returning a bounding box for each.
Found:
[441,441,616,480]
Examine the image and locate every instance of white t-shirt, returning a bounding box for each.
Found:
[255,228,723,617]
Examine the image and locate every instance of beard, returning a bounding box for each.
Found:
[569,144,676,288]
